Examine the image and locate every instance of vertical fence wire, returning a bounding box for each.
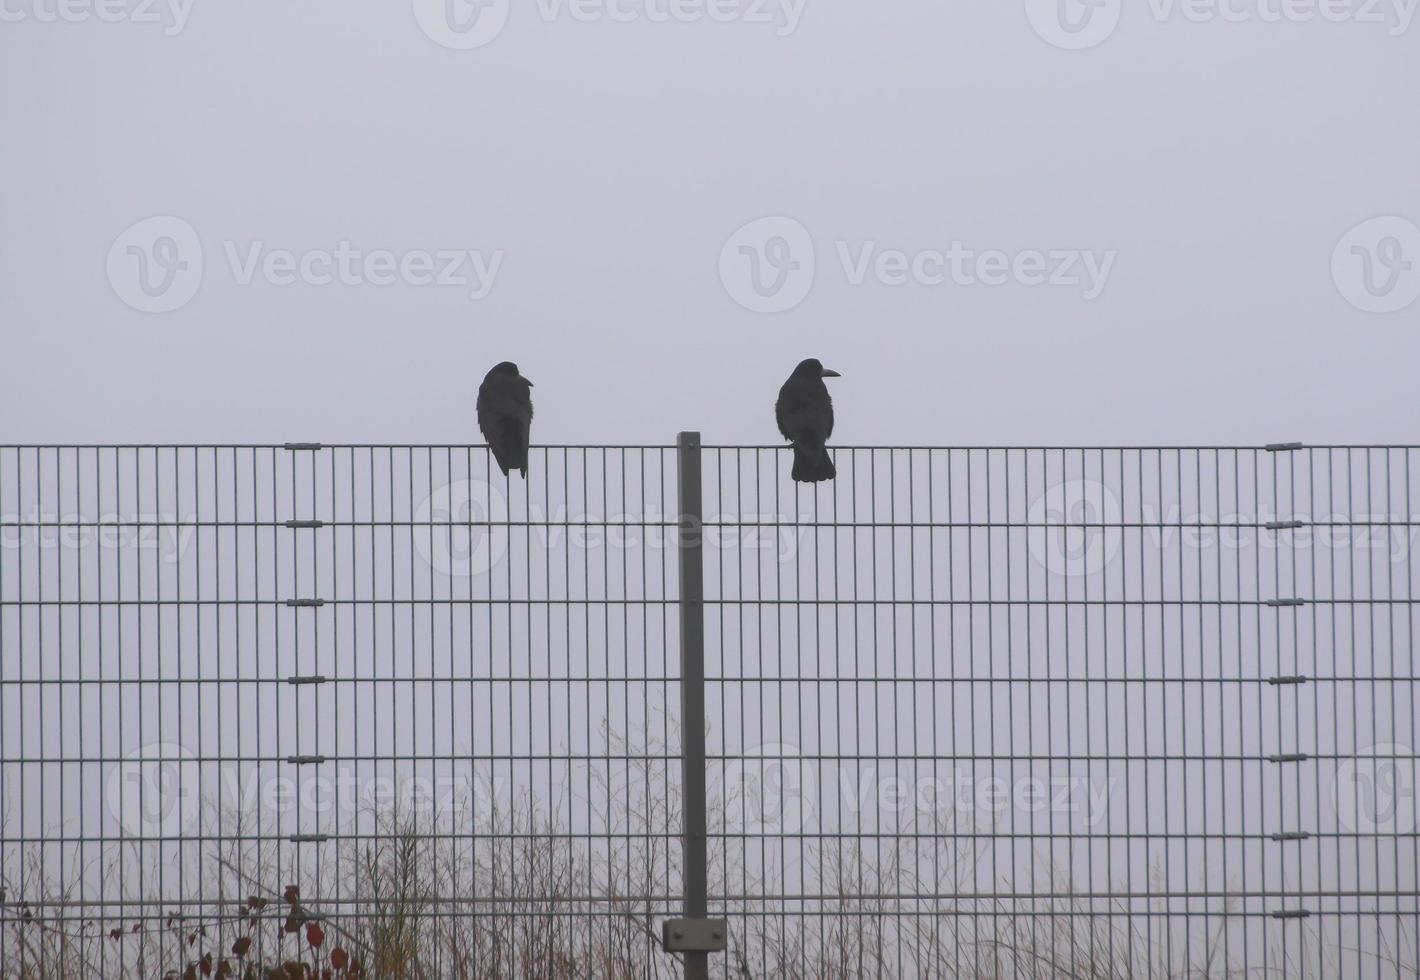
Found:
[0,444,1416,979]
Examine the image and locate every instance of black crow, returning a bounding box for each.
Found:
[477,362,535,478]
[775,358,841,483]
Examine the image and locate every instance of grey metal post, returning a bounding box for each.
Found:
[662,432,726,979]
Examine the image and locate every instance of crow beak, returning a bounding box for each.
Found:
[821,368,841,378]
[519,376,534,387]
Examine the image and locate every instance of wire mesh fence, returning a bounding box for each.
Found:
[0,442,1416,978]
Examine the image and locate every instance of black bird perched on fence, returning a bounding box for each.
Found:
[775,358,841,483]
[477,362,535,478]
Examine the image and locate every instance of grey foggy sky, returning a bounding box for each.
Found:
[1,0,1417,447]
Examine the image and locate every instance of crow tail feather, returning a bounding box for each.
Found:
[791,443,836,483]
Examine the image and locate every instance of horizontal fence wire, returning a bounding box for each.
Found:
[0,444,1417,979]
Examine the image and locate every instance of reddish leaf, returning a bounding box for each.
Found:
[282,886,300,907]
[305,922,325,948]
[233,936,252,957]
[329,948,348,970]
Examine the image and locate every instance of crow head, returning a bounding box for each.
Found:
[488,361,534,386]
[793,358,841,380]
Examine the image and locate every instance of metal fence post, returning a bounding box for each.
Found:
[662,432,726,979]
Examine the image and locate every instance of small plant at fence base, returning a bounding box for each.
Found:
[154,887,365,980]
[4,886,367,980]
